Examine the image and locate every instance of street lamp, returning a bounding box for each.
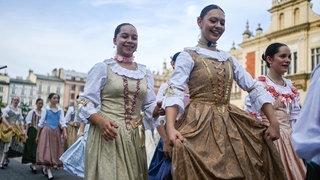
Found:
[0,65,7,70]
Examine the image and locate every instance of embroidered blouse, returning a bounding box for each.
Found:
[245,75,300,125]
[2,106,24,124]
[79,59,158,130]
[25,109,44,126]
[38,105,67,128]
[162,46,274,113]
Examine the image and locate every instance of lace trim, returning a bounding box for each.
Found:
[104,59,146,79]
[258,75,299,114]
[184,47,231,61]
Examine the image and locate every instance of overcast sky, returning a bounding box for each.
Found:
[1,0,319,78]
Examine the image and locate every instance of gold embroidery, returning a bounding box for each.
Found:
[130,115,143,129]
[77,99,88,106]
[163,86,184,96]
[200,57,233,114]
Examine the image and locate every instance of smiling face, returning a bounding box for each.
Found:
[267,45,291,75]
[197,8,225,44]
[113,24,138,58]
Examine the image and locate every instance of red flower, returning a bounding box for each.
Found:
[282,94,290,99]
[291,87,299,94]
[248,112,258,118]
[266,85,280,97]
[258,76,267,82]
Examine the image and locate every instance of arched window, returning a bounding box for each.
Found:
[279,13,284,29]
[261,60,268,75]
[294,8,300,25]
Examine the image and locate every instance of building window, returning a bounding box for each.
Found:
[12,86,15,94]
[279,13,284,29]
[29,99,32,106]
[70,93,75,99]
[311,48,320,71]
[47,86,50,93]
[294,8,300,25]
[293,52,297,74]
[0,86,3,92]
[56,87,61,94]
[30,86,33,95]
[0,96,2,104]
[288,52,297,75]
[70,84,76,91]
[79,85,84,92]
[38,84,42,93]
[21,86,25,95]
[261,60,268,75]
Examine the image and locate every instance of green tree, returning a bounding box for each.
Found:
[19,102,31,123]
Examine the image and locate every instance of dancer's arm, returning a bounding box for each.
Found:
[261,103,280,141]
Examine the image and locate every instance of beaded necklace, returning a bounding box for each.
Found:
[267,74,286,86]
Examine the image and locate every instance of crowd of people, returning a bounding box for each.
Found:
[0,4,319,180]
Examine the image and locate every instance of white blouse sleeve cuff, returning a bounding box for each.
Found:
[141,69,159,130]
[248,85,274,113]
[79,101,98,119]
[38,109,47,128]
[162,88,185,115]
[142,102,160,130]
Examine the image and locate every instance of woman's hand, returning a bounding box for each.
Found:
[98,119,119,141]
[63,129,68,140]
[162,137,173,159]
[167,127,183,147]
[153,101,165,117]
[264,121,280,141]
[7,125,12,131]
[77,132,85,138]
[261,103,280,141]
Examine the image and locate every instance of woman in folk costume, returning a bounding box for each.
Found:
[0,96,26,169]
[78,23,162,180]
[246,43,306,180]
[163,4,287,180]
[36,93,67,180]
[22,98,44,173]
[148,52,190,180]
[64,95,81,149]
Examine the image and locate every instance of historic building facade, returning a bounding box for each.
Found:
[8,77,37,107]
[51,68,86,109]
[229,0,320,109]
[153,61,174,95]
[27,70,65,107]
[0,73,10,106]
